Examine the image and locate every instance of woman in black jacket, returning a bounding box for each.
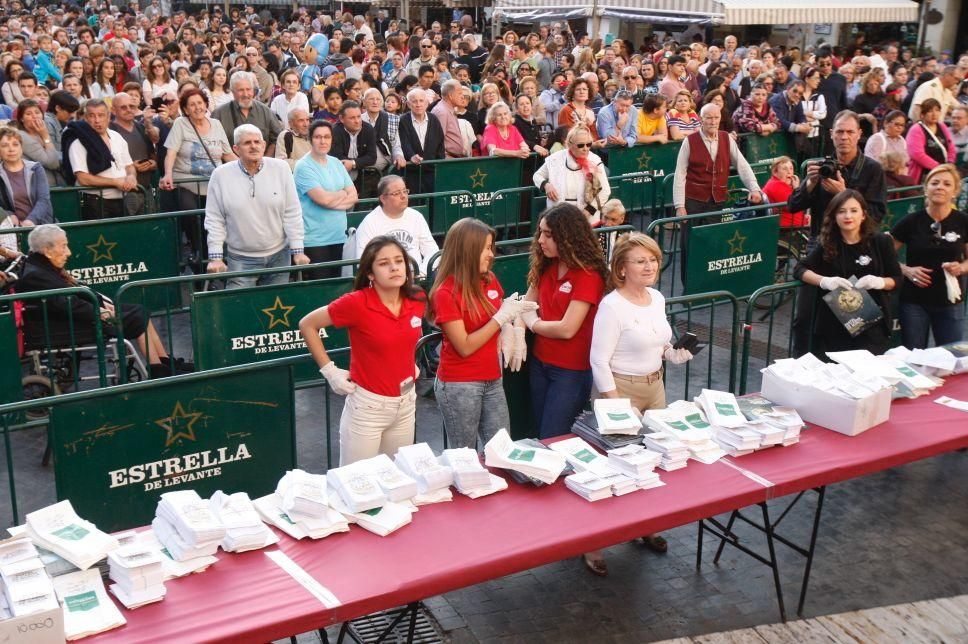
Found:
[794,190,902,358]
[17,224,192,378]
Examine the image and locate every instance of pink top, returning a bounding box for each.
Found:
[905,121,956,183]
[481,124,525,153]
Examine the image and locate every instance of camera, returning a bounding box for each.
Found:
[818,157,841,180]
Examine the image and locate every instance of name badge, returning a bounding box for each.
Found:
[559,281,573,294]
[487,289,499,300]
[410,315,422,328]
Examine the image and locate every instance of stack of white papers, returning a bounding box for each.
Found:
[484,429,567,485]
[124,529,216,579]
[887,346,960,376]
[828,350,940,397]
[52,569,126,640]
[564,471,614,501]
[154,490,226,561]
[277,469,331,518]
[549,436,615,476]
[395,443,454,494]
[253,493,349,540]
[209,491,278,553]
[439,448,507,498]
[593,398,641,435]
[642,433,690,471]
[24,501,118,571]
[712,426,763,455]
[327,490,414,537]
[358,454,419,502]
[695,389,747,428]
[107,543,166,609]
[607,445,662,478]
[644,401,725,464]
[326,463,386,513]
[0,541,58,617]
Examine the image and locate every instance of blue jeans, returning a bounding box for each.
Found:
[225,248,291,289]
[530,356,592,439]
[434,378,509,450]
[899,301,965,349]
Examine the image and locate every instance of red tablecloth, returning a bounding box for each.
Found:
[87,376,968,644]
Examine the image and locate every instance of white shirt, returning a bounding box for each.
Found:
[411,113,429,150]
[590,289,672,394]
[269,91,310,127]
[68,129,133,199]
[354,205,439,274]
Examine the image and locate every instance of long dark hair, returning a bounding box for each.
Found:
[353,235,425,301]
[528,203,608,288]
[820,189,878,262]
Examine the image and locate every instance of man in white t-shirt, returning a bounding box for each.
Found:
[68,98,137,219]
[354,175,438,275]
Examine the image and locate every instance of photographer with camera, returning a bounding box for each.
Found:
[787,110,887,245]
[788,110,888,357]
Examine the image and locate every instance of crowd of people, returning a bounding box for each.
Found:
[0,1,966,575]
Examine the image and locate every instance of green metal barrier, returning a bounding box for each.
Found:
[393,157,526,234]
[48,360,298,532]
[883,193,924,231]
[191,275,353,382]
[609,171,658,220]
[487,185,544,240]
[0,311,20,406]
[50,185,152,222]
[607,141,682,180]
[664,290,740,402]
[739,281,804,395]
[114,259,359,380]
[738,131,796,164]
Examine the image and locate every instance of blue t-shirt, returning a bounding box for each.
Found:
[293,154,353,247]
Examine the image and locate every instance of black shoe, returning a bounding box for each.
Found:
[161,356,194,373]
[150,364,174,379]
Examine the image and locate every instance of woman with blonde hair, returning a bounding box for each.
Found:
[429,218,537,449]
[533,123,611,224]
[666,89,701,141]
[891,164,968,348]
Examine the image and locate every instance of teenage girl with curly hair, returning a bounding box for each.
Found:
[520,202,607,439]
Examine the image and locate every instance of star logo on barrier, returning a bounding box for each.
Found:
[727,230,747,256]
[262,296,295,329]
[766,137,779,156]
[636,150,653,171]
[86,234,117,263]
[469,168,487,189]
[154,402,202,447]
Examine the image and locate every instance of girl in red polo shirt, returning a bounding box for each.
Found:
[300,236,427,466]
[430,218,538,449]
[520,203,607,439]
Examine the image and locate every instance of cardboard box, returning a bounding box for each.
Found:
[761,371,892,436]
[0,607,65,644]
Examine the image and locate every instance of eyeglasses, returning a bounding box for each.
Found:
[572,142,592,149]
[817,61,832,67]
[384,189,410,197]
[152,63,164,68]
[623,75,637,80]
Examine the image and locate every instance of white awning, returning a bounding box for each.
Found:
[494,0,918,25]
[717,0,918,25]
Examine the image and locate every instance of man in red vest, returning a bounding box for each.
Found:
[672,103,764,279]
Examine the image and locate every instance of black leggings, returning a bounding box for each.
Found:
[303,244,344,280]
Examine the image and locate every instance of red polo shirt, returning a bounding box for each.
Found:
[533,260,605,371]
[327,287,426,396]
[433,273,504,382]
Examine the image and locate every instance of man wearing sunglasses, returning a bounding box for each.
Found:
[768,80,812,136]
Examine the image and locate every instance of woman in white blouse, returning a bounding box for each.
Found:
[588,232,693,566]
[590,232,693,411]
[533,124,611,225]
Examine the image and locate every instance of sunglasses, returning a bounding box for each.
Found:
[573,142,592,149]
[930,221,945,244]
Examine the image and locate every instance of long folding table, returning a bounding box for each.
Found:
[86,375,968,643]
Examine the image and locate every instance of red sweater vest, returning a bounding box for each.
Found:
[684,130,731,203]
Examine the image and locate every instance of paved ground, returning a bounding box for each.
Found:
[4,263,967,643]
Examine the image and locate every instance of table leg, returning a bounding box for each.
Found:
[713,511,739,564]
[760,501,787,622]
[797,485,826,617]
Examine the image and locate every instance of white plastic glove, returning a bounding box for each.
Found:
[499,323,515,368]
[492,294,538,326]
[320,361,357,396]
[854,275,886,290]
[663,344,693,364]
[509,323,527,372]
[819,276,854,291]
[520,308,539,330]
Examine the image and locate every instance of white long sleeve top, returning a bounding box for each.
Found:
[590,288,672,394]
